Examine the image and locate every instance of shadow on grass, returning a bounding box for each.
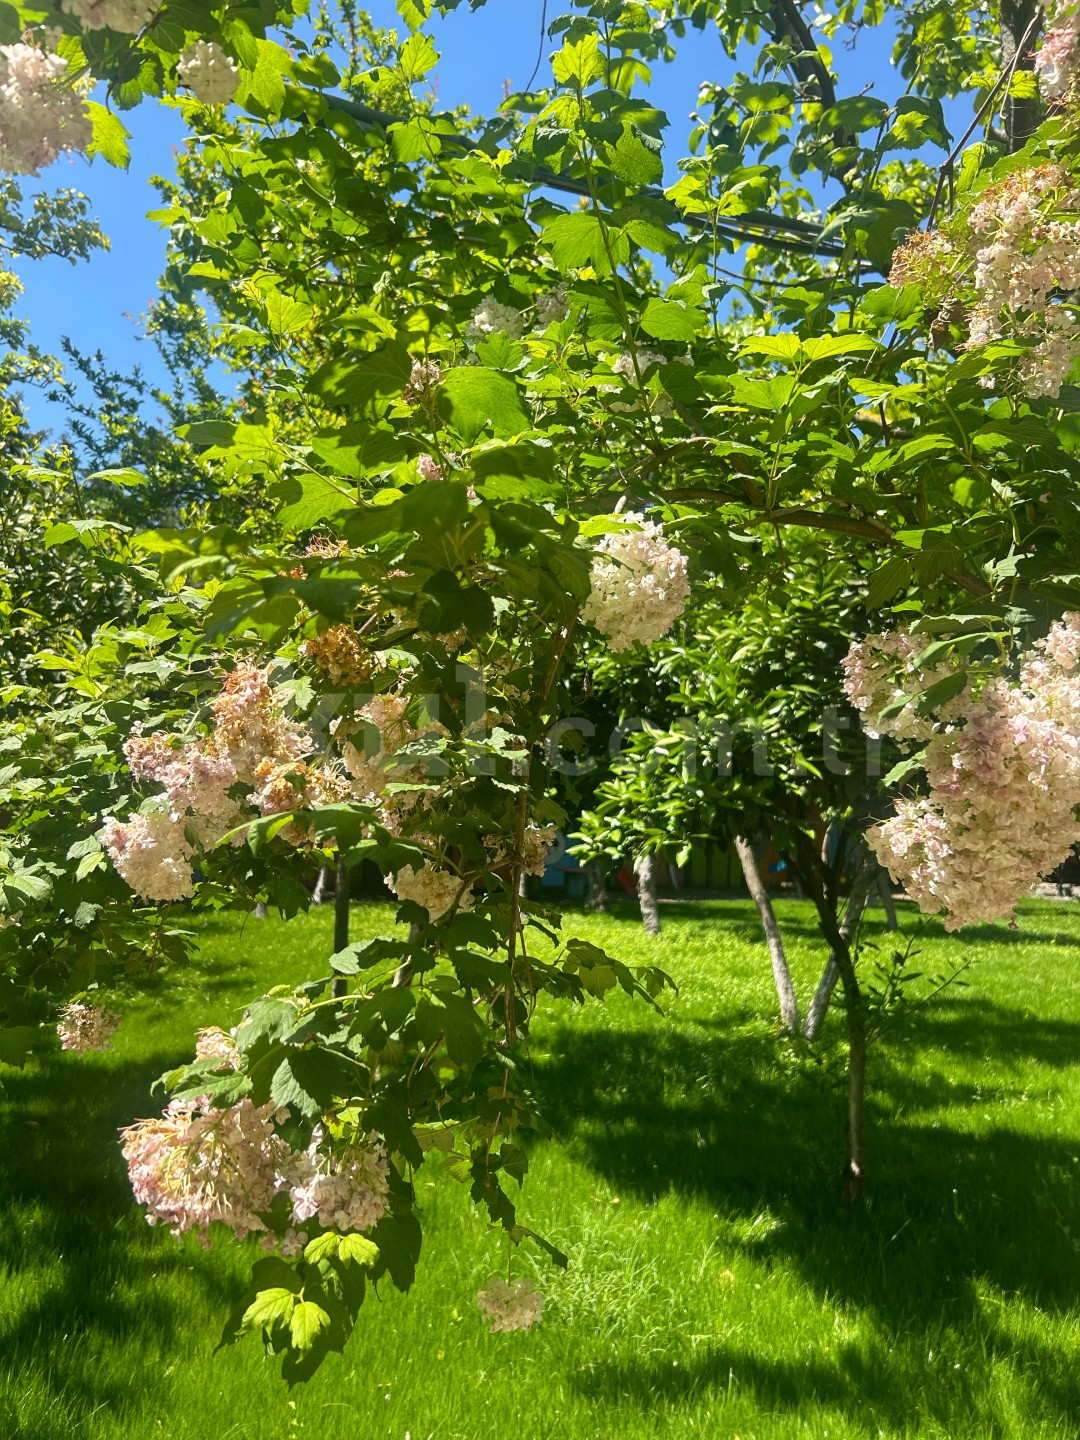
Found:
[0,1045,247,1429]
[534,999,1080,1432]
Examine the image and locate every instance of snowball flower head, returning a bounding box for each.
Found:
[535,284,570,327]
[0,42,92,176]
[476,1277,545,1333]
[178,41,241,107]
[57,1002,121,1055]
[386,862,473,920]
[102,810,195,902]
[581,513,690,651]
[466,297,525,343]
[60,0,158,32]
[287,1135,389,1234]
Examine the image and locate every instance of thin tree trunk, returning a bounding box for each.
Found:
[253,900,269,919]
[311,863,334,905]
[803,857,877,1041]
[796,835,868,1199]
[734,834,800,1034]
[999,0,1042,151]
[585,859,608,912]
[331,854,350,998]
[876,871,898,930]
[634,851,662,937]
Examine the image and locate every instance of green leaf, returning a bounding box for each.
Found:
[552,34,604,87]
[639,298,698,342]
[397,0,431,26]
[269,1049,364,1118]
[263,292,313,337]
[338,1233,380,1266]
[0,1026,38,1068]
[290,1300,331,1352]
[609,125,663,186]
[87,102,130,169]
[438,369,530,442]
[85,467,148,487]
[312,342,413,416]
[867,555,911,609]
[539,212,625,273]
[242,1287,298,1333]
[272,473,353,531]
[399,32,438,82]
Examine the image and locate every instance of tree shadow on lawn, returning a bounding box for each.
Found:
[533,999,1080,1433]
[0,1046,252,1427]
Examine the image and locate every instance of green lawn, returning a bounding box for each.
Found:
[3,898,1080,1439]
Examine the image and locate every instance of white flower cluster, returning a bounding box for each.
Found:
[535,284,570,327]
[892,165,1080,399]
[847,615,1080,930]
[122,1043,390,1249]
[386,861,473,920]
[104,662,317,902]
[0,42,91,176]
[177,41,240,107]
[403,357,442,407]
[60,0,158,32]
[57,1001,122,1055]
[340,691,439,824]
[417,453,444,482]
[476,1276,545,1333]
[288,1133,389,1234]
[466,297,525,343]
[841,630,967,742]
[1035,6,1080,100]
[122,1095,288,1243]
[581,513,690,652]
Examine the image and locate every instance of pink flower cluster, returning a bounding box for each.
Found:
[57,1001,122,1055]
[385,861,473,919]
[103,662,315,902]
[1035,8,1080,100]
[475,1276,545,1332]
[841,631,966,742]
[288,1131,389,1234]
[581,513,690,651]
[122,1033,389,1248]
[0,41,91,176]
[849,616,1080,930]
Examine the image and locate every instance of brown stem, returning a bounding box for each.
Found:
[735,835,800,1034]
[332,853,350,999]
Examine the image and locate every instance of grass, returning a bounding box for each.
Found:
[3,897,1080,1439]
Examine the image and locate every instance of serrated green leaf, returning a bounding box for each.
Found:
[87,102,130,169]
[290,1300,331,1352]
[242,1287,298,1333]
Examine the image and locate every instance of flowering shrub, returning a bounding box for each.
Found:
[177,41,241,106]
[476,1276,545,1332]
[1036,5,1080,100]
[891,164,1080,398]
[845,617,1080,929]
[56,1001,121,1055]
[0,41,91,176]
[60,0,158,32]
[581,514,690,652]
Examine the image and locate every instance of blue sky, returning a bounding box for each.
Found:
[12,0,961,436]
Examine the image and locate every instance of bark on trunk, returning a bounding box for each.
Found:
[844,999,868,1203]
[331,854,350,998]
[585,859,608,912]
[253,901,269,919]
[803,858,877,1040]
[634,851,662,937]
[999,0,1042,151]
[796,835,868,1199]
[734,834,800,1034]
[311,863,334,905]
